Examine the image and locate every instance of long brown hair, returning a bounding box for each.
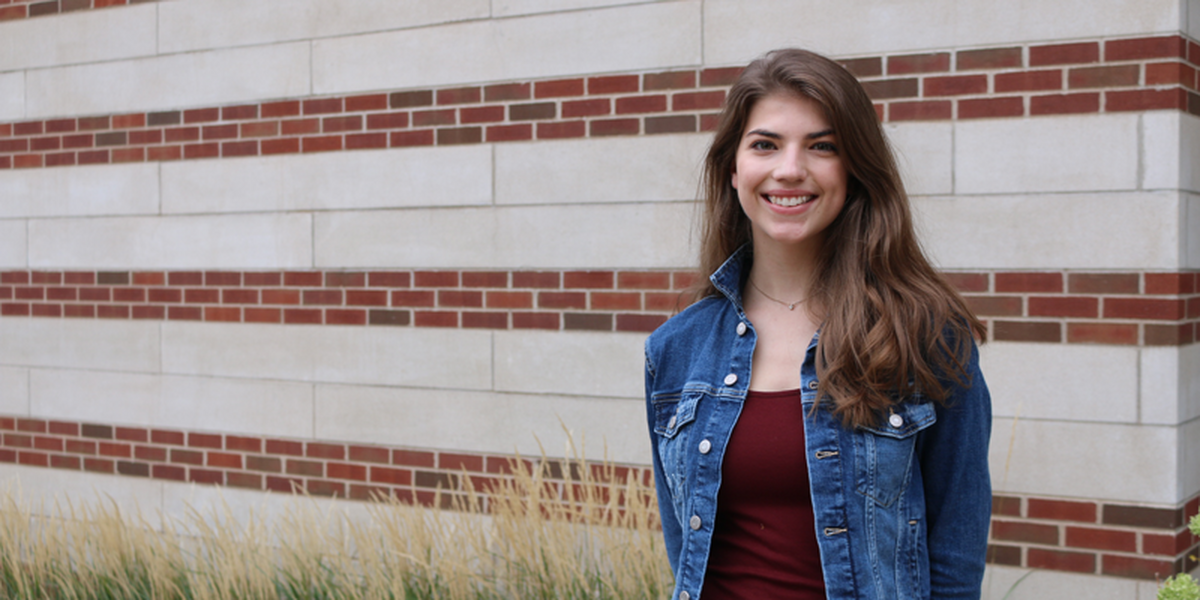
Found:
[697,48,985,427]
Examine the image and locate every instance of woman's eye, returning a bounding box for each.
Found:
[812,141,837,153]
[748,140,776,150]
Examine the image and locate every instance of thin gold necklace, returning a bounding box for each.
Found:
[747,277,808,311]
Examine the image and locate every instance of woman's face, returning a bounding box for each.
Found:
[732,93,847,256]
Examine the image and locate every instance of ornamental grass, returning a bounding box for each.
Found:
[0,447,672,599]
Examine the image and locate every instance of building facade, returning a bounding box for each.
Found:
[0,0,1197,597]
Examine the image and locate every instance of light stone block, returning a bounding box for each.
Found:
[1139,347,1176,425]
[28,213,313,269]
[159,0,488,54]
[0,70,22,121]
[314,202,697,269]
[494,134,707,205]
[0,367,29,416]
[161,479,384,539]
[25,43,311,119]
[0,220,26,267]
[496,202,697,268]
[0,464,165,520]
[29,369,315,438]
[989,418,1176,504]
[0,163,159,218]
[981,565,1139,600]
[0,5,157,71]
[314,385,651,464]
[1138,346,1200,426]
[312,1,701,94]
[955,114,1140,195]
[161,146,492,215]
[492,0,636,17]
[1184,340,1200,424]
[980,342,1138,423]
[1181,417,1200,500]
[0,319,160,373]
[493,330,645,399]
[914,191,1181,270]
[316,207,497,268]
[161,322,492,390]
[0,463,401,540]
[885,122,953,197]
[1187,112,1200,194]
[1141,111,1183,193]
[703,0,1178,64]
[1192,0,1200,40]
[1189,192,1200,269]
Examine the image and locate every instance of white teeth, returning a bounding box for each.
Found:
[766,195,815,207]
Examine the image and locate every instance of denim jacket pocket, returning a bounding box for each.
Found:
[652,393,701,512]
[853,400,937,507]
[653,393,699,438]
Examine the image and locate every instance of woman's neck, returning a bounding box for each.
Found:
[747,238,821,303]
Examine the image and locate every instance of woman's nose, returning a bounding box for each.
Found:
[773,148,807,181]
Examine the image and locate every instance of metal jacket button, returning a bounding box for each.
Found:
[889,413,904,428]
[698,439,712,454]
[736,322,747,336]
[807,379,819,390]
[723,373,737,386]
[689,515,702,530]
[679,592,690,600]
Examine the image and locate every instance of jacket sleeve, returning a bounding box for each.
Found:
[645,344,683,576]
[918,340,992,599]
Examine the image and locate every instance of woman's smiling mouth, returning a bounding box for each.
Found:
[764,194,816,207]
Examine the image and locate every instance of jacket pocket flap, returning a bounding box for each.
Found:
[860,400,936,439]
[653,395,698,438]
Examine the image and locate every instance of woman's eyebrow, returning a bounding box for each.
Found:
[744,128,835,140]
[745,129,781,139]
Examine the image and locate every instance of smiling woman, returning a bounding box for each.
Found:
[644,49,992,600]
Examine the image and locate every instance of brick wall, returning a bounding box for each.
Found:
[1,34,1197,170]
[1,268,1198,345]
[1,2,1197,594]
[988,494,1200,580]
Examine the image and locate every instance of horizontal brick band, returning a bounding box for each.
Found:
[0,268,698,333]
[0,413,1193,580]
[0,0,148,21]
[1,34,1197,170]
[987,493,1200,580]
[0,414,652,510]
[951,270,1200,346]
[1,268,1198,344]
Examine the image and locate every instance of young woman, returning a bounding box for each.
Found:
[644,49,992,600]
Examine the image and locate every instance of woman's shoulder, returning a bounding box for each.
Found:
[645,294,739,386]
[647,294,730,346]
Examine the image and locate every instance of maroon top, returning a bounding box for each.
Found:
[701,388,826,599]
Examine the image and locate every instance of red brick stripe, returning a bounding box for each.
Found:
[988,493,1200,580]
[0,414,653,510]
[0,0,148,21]
[1,268,1198,344]
[1,34,1198,170]
[0,268,696,333]
[0,413,1195,579]
[953,270,1200,346]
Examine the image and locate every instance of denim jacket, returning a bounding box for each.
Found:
[644,248,992,600]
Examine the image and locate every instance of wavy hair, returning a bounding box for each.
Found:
[696,48,984,428]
